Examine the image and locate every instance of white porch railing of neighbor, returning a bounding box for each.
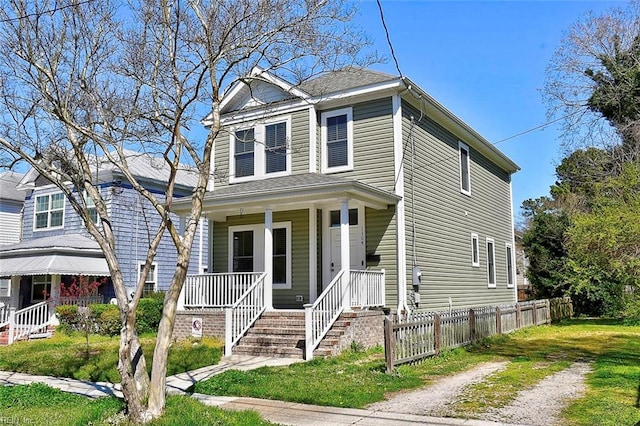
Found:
[0,299,10,328]
[8,301,51,344]
[304,269,346,360]
[224,272,267,356]
[184,272,263,308]
[58,295,104,307]
[350,269,385,308]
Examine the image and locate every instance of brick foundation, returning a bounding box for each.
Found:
[173,309,226,341]
[333,309,386,355]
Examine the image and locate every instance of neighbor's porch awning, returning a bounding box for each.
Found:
[0,254,110,276]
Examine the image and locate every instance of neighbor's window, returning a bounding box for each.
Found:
[322,108,353,173]
[506,243,514,287]
[34,192,64,229]
[486,238,496,288]
[84,191,98,224]
[31,275,52,302]
[471,233,480,267]
[0,278,9,298]
[459,141,471,195]
[138,263,157,297]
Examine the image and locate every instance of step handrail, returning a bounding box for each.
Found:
[8,301,51,344]
[224,272,267,356]
[304,269,346,360]
[0,301,9,328]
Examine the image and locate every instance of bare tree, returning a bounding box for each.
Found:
[0,0,375,421]
[545,0,640,159]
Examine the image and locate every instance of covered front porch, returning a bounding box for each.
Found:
[174,174,400,358]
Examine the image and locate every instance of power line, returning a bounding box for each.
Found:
[0,0,96,23]
[376,0,403,79]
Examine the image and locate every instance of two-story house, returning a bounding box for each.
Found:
[173,67,520,359]
[0,151,207,316]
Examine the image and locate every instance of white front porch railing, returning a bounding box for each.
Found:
[58,295,104,307]
[8,301,51,345]
[224,272,267,356]
[184,272,264,308]
[350,269,385,308]
[305,269,387,360]
[304,270,346,360]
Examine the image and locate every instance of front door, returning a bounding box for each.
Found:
[328,208,365,282]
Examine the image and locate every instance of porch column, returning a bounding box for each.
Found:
[340,200,351,310]
[264,208,274,310]
[309,206,318,302]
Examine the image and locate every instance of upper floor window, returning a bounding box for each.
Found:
[230,117,291,183]
[486,238,496,288]
[321,107,353,173]
[459,141,471,196]
[84,191,98,224]
[34,192,64,230]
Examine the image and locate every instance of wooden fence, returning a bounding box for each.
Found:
[384,298,572,373]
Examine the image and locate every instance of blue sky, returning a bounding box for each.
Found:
[354,0,622,220]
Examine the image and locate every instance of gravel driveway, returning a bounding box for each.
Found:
[366,361,591,425]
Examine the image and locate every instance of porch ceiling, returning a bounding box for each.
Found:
[174,173,400,219]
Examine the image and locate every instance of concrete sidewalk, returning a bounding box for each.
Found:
[0,355,516,426]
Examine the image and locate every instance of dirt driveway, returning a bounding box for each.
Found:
[366,361,591,425]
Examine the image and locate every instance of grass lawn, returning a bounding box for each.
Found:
[0,383,274,426]
[194,319,640,425]
[0,333,223,382]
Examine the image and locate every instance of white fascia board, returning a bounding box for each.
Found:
[310,80,404,106]
[219,101,311,127]
[250,66,310,99]
[401,77,520,174]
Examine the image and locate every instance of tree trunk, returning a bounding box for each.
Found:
[118,310,151,423]
[146,267,186,417]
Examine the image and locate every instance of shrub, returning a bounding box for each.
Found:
[55,305,80,334]
[137,296,164,334]
[90,304,121,336]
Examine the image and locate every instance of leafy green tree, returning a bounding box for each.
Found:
[521,196,571,300]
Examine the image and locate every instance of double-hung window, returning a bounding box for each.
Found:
[486,238,496,288]
[506,243,514,288]
[229,222,292,289]
[34,192,64,230]
[459,141,471,195]
[138,263,157,297]
[84,191,98,224]
[0,278,9,298]
[32,275,52,302]
[230,117,291,182]
[234,128,255,178]
[321,107,353,173]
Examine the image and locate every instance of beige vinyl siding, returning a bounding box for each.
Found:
[319,98,395,191]
[210,209,310,309]
[290,109,309,174]
[214,128,230,187]
[401,100,514,311]
[365,206,398,309]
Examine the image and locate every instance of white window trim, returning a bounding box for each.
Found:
[471,233,480,267]
[229,116,292,183]
[228,222,292,290]
[506,242,515,288]
[83,190,99,224]
[321,107,354,174]
[486,237,496,288]
[458,141,471,196]
[33,191,65,231]
[138,262,158,294]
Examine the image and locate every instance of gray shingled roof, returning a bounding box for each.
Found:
[298,68,398,97]
[99,149,199,189]
[0,234,100,253]
[0,172,25,202]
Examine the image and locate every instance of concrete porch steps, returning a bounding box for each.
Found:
[233,310,354,359]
